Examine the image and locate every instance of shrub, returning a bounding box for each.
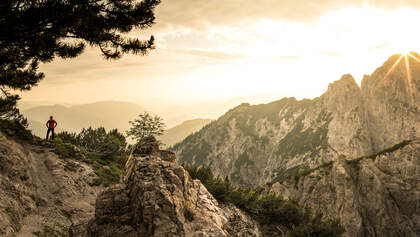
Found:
[93,163,123,187]
[54,128,129,186]
[183,164,345,236]
[0,119,33,140]
[346,140,412,165]
[57,127,127,155]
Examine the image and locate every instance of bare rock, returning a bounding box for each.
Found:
[271,139,420,237]
[72,137,261,237]
[0,132,101,237]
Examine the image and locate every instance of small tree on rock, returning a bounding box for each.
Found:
[127,112,165,142]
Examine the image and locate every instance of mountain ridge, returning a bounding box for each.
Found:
[172,53,420,236]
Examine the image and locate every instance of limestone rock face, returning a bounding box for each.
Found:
[361,53,420,151]
[271,139,420,237]
[172,54,420,236]
[0,132,101,236]
[71,137,261,237]
[173,54,419,188]
[322,74,373,158]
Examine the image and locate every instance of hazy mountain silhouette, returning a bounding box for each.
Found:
[159,118,212,146]
[23,101,146,136]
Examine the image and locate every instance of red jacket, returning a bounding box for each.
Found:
[46,119,57,129]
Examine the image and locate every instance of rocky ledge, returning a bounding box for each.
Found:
[70,136,261,237]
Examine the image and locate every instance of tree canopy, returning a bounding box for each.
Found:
[0,0,161,119]
[127,112,165,142]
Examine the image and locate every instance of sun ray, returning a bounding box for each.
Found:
[384,55,403,80]
[404,55,416,105]
[408,53,420,64]
[375,55,403,90]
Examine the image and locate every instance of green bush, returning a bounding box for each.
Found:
[183,164,345,236]
[57,127,127,155]
[53,128,129,186]
[54,138,82,159]
[346,140,412,165]
[93,163,123,187]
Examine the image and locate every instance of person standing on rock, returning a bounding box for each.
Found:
[46,116,58,140]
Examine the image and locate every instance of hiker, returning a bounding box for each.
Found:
[46,116,58,140]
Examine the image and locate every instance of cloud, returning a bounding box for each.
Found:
[154,0,420,29]
[176,49,246,60]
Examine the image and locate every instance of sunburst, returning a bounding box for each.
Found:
[382,55,404,81]
[408,52,420,64]
[377,52,417,105]
[404,54,415,105]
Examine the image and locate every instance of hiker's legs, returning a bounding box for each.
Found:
[51,128,55,140]
[46,128,51,140]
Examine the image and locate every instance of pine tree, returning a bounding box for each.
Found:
[0,0,161,120]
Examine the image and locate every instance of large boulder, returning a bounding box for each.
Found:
[71,137,261,237]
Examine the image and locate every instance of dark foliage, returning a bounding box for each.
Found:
[55,127,129,186]
[183,164,345,236]
[0,0,160,116]
[57,127,127,155]
[0,118,32,140]
[270,161,334,185]
[346,140,412,165]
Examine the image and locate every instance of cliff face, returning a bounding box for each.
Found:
[71,136,261,237]
[271,139,420,237]
[361,53,420,151]
[172,53,420,236]
[173,54,419,188]
[0,132,101,236]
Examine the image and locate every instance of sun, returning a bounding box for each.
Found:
[379,52,418,105]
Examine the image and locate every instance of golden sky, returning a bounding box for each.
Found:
[21,0,420,109]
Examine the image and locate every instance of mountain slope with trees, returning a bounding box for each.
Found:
[172,53,420,236]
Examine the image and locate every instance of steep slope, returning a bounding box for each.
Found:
[361,53,420,151]
[71,136,261,237]
[0,131,102,236]
[271,139,420,237]
[22,101,145,135]
[172,53,420,236]
[173,54,419,188]
[159,119,212,146]
[173,75,372,187]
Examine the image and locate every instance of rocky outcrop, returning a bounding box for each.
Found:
[0,132,101,236]
[271,139,420,237]
[362,53,420,151]
[71,136,261,237]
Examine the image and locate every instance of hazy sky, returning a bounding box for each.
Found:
[20,0,420,109]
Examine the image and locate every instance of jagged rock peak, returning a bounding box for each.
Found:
[131,135,176,163]
[131,135,160,156]
[326,74,360,94]
[361,52,420,91]
[71,136,261,237]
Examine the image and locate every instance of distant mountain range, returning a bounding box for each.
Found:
[159,119,212,147]
[22,101,146,137]
[22,101,212,144]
